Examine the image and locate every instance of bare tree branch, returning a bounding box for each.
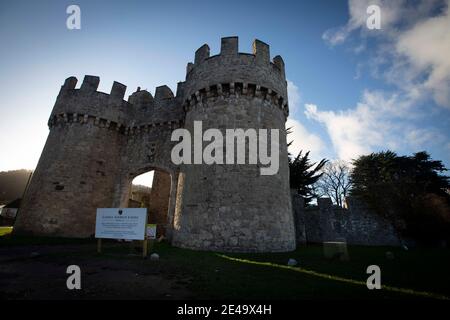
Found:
[314,160,352,207]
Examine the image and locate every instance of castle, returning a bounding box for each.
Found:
[14,37,297,252]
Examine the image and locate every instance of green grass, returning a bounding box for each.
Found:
[208,246,447,299]
[0,234,93,246]
[87,241,450,300]
[0,226,13,236]
[1,235,450,300]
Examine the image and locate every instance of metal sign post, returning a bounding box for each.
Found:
[97,238,102,254]
[145,223,157,258]
[143,238,148,258]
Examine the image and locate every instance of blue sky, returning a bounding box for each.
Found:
[0,0,449,186]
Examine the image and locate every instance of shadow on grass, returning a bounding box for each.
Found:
[216,253,450,300]
[1,235,449,300]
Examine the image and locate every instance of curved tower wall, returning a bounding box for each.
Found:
[172,37,296,252]
[14,76,127,236]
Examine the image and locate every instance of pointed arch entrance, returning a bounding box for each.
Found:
[114,165,179,240]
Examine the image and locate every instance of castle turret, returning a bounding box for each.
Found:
[172,37,295,252]
[14,76,130,237]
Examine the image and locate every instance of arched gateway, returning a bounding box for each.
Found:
[14,37,296,252]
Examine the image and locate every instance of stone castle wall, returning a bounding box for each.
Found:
[148,170,171,237]
[14,37,296,253]
[291,193,401,246]
[14,75,183,238]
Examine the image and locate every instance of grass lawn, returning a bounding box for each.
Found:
[146,242,450,300]
[1,235,449,300]
[0,226,13,236]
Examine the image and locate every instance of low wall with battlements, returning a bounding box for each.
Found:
[291,192,402,246]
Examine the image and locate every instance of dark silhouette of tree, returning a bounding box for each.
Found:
[0,169,33,204]
[289,150,327,205]
[350,150,450,244]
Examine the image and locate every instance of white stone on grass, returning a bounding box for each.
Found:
[287,258,298,266]
[150,253,160,261]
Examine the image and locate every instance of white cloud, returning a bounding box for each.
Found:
[286,118,325,159]
[323,0,450,109]
[304,90,441,161]
[396,6,450,107]
[405,128,445,150]
[315,0,450,162]
[323,0,444,44]
[305,103,372,161]
[286,80,325,159]
[287,80,301,116]
[322,0,408,45]
[322,27,350,46]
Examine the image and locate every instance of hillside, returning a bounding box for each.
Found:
[0,169,32,204]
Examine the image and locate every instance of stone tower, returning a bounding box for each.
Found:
[172,37,295,251]
[14,37,296,252]
[13,76,128,237]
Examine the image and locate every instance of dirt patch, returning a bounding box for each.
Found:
[0,244,194,300]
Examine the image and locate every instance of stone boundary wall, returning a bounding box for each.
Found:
[291,192,401,246]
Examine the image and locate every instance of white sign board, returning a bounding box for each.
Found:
[95,208,147,240]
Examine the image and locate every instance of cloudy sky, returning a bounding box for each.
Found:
[0,0,449,185]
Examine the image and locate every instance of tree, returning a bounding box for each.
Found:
[0,169,33,204]
[289,150,327,205]
[350,150,395,215]
[350,150,450,244]
[314,160,352,207]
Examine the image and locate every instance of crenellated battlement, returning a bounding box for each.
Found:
[48,37,288,139]
[51,75,184,132]
[154,85,175,101]
[189,37,284,75]
[183,37,287,107]
[48,36,289,145]
[56,75,179,106]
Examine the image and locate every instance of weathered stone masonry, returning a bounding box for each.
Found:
[14,37,296,252]
[291,192,401,246]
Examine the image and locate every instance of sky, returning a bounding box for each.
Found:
[0,0,449,186]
